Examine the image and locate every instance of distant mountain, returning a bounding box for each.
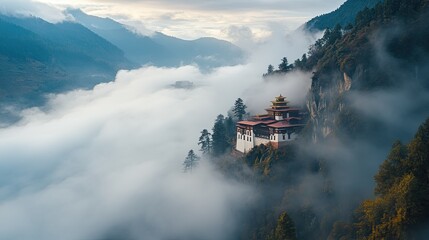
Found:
[67,9,244,69]
[0,14,132,106]
[305,0,384,31]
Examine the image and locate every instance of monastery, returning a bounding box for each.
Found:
[235,95,305,153]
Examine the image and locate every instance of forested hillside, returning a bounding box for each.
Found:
[305,0,383,30]
[0,15,132,107]
[219,0,429,239]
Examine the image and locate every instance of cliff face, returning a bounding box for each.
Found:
[307,71,352,142]
[305,0,429,143]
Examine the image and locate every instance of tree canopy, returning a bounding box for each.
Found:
[232,98,247,121]
[354,118,429,239]
[212,114,229,156]
[198,129,212,155]
[183,149,200,172]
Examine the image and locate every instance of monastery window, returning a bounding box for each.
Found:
[250,137,252,142]
[283,134,285,140]
[288,133,291,139]
[274,135,276,140]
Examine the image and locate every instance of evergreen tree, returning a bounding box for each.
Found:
[198,129,212,155]
[267,64,274,74]
[354,118,429,239]
[233,98,247,121]
[212,114,229,156]
[224,116,236,145]
[183,149,200,172]
[374,140,408,195]
[274,212,297,240]
[278,57,292,72]
[294,54,308,70]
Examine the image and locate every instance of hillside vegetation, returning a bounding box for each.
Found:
[224,0,429,239]
[0,15,131,106]
[305,0,383,30]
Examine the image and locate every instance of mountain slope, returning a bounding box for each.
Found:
[304,0,429,141]
[67,9,244,69]
[0,15,132,106]
[305,0,384,30]
[244,0,429,238]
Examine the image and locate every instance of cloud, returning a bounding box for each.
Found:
[0,66,254,240]
[37,0,341,41]
[0,25,316,239]
[73,0,345,14]
[0,0,70,23]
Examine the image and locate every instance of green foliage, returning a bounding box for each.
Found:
[263,57,294,77]
[267,64,274,74]
[183,149,200,172]
[0,15,131,106]
[224,116,236,146]
[354,118,429,239]
[272,212,297,240]
[374,141,408,195]
[212,114,229,156]
[306,0,384,31]
[245,144,277,176]
[198,129,212,155]
[328,221,354,240]
[233,98,247,121]
[278,57,293,73]
[293,54,308,71]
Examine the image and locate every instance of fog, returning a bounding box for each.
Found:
[0,26,316,239]
[0,0,70,23]
[278,22,429,234]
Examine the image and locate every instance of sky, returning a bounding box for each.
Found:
[8,0,345,40]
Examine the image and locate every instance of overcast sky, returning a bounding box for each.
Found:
[32,0,345,40]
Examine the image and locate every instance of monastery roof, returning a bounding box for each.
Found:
[237,121,263,126]
[260,119,277,124]
[267,121,305,128]
[253,114,271,120]
[265,108,301,112]
[238,118,302,128]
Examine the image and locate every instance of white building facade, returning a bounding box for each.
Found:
[235,95,304,153]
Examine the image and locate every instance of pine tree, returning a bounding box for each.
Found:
[278,57,292,72]
[374,140,408,195]
[224,116,236,145]
[274,212,297,240]
[212,114,229,156]
[183,149,200,172]
[233,98,247,121]
[354,118,429,239]
[198,129,212,155]
[267,64,274,74]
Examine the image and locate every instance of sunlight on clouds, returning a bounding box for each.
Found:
[36,0,328,41]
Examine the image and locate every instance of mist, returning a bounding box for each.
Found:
[0,0,70,23]
[0,25,317,239]
[275,20,429,237]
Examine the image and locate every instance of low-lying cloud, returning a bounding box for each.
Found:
[0,0,70,23]
[0,23,316,239]
[0,66,255,240]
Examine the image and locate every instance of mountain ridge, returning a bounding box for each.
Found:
[305,0,384,30]
[67,8,245,69]
[0,15,133,108]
